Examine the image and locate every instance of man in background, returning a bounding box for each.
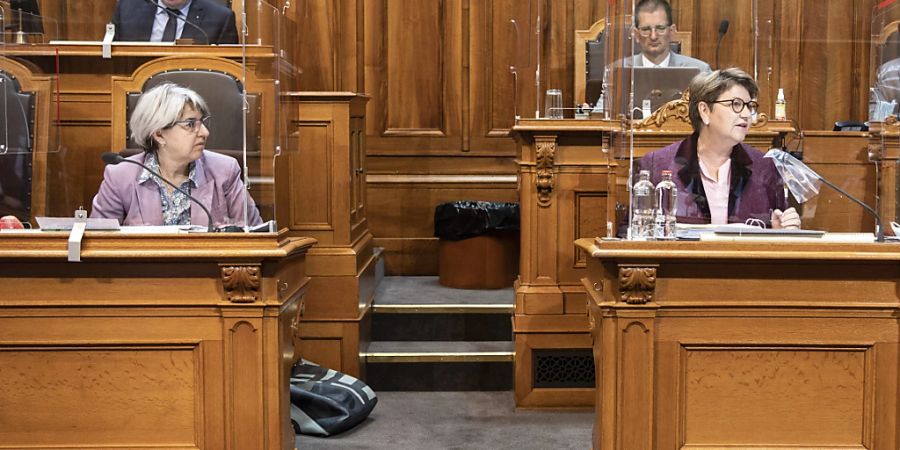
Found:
[111,0,238,44]
[623,0,710,70]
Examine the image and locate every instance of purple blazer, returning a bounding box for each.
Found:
[90,150,262,227]
[637,133,788,226]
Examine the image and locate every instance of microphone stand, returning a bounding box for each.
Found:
[814,176,884,242]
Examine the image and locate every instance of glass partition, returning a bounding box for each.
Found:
[0,0,288,233]
[611,1,770,239]
[872,1,900,238]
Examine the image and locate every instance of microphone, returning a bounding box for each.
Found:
[142,0,210,45]
[715,19,730,69]
[765,149,884,242]
[101,151,215,232]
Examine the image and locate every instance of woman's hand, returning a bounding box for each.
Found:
[771,207,801,229]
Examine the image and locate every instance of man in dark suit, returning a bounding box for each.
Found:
[111,0,238,44]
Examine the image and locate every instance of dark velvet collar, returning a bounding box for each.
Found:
[673,133,754,220]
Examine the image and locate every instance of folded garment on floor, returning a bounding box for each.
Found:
[290,359,378,436]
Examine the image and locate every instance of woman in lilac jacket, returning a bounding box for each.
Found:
[91,83,261,228]
[636,68,800,228]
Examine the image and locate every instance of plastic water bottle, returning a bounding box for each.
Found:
[654,170,677,240]
[774,88,786,120]
[630,170,655,240]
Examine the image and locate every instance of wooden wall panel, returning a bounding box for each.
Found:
[292,2,338,91]
[366,0,463,152]
[283,0,363,92]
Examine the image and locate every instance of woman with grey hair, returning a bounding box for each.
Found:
[635,67,800,228]
[90,83,261,228]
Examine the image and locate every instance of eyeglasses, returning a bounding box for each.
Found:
[635,24,671,36]
[169,115,211,133]
[709,98,759,115]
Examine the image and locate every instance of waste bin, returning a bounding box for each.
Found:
[434,201,520,289]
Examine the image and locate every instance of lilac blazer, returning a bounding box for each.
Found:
[637,133,788,226]
[90,150,262,227]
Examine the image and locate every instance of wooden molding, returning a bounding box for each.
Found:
[633,91,771,130]
[221,265,261,303]
[535,137,556,207]
[618,265,657,304]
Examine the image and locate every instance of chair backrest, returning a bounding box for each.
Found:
[576,18,692,105]
[0,69,35,221]
[111,55,277,220]
[122,70,261,159]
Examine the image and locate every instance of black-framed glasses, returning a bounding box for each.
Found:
[169,115,212,133]
[635,24,671,36]
[709,98,758,115]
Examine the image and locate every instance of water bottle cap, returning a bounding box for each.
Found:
[661,170,672,176]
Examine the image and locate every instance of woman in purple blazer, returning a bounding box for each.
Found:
[91,83,261,228]
[636,68,801,229]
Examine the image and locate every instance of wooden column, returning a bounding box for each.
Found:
[278,92,375,377]
[512,118,619,407]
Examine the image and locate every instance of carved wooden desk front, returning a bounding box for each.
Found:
[0,231,314,450]
[577,238,900,450]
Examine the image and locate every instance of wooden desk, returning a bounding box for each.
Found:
[577,238,900,449]
[0,231,314,450]
[511,116,795,408]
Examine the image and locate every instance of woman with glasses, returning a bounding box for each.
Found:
[91,83,261,228]
[634,67,800,229]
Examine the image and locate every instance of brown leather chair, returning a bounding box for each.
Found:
[122,69,261,163]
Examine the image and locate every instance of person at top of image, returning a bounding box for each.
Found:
[111,0,238,44]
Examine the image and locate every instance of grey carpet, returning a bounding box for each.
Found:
[375,276,514,306]
[295,391,593,449]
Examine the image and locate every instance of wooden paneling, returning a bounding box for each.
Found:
[0,232,314,450]
[354,0,886,273]
[365,0,463,152]
[288,0,364,92]
[278,93,375,376]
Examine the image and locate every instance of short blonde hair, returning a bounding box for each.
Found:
[688,67,758,133]
[130,83,209,152]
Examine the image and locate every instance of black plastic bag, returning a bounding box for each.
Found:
[433,201,520,241]
[290,360,378,436]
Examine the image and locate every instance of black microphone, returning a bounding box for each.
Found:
[101,151,216,232]
[142,0,210,45]
[814,174,884,242]
[715,19,730,69]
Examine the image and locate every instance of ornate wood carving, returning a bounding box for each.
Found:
[535,137,556,207]
[633,91,770,130]
[290,301,303,342]
[618,265,657,304]
[220,265,261,303]
[634,92,691,129]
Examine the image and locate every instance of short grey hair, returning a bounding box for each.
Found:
[130,83,209,152]
[688,67,758,133]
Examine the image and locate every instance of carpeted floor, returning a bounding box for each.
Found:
[375,276,515,306]
[295,391,593,449]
